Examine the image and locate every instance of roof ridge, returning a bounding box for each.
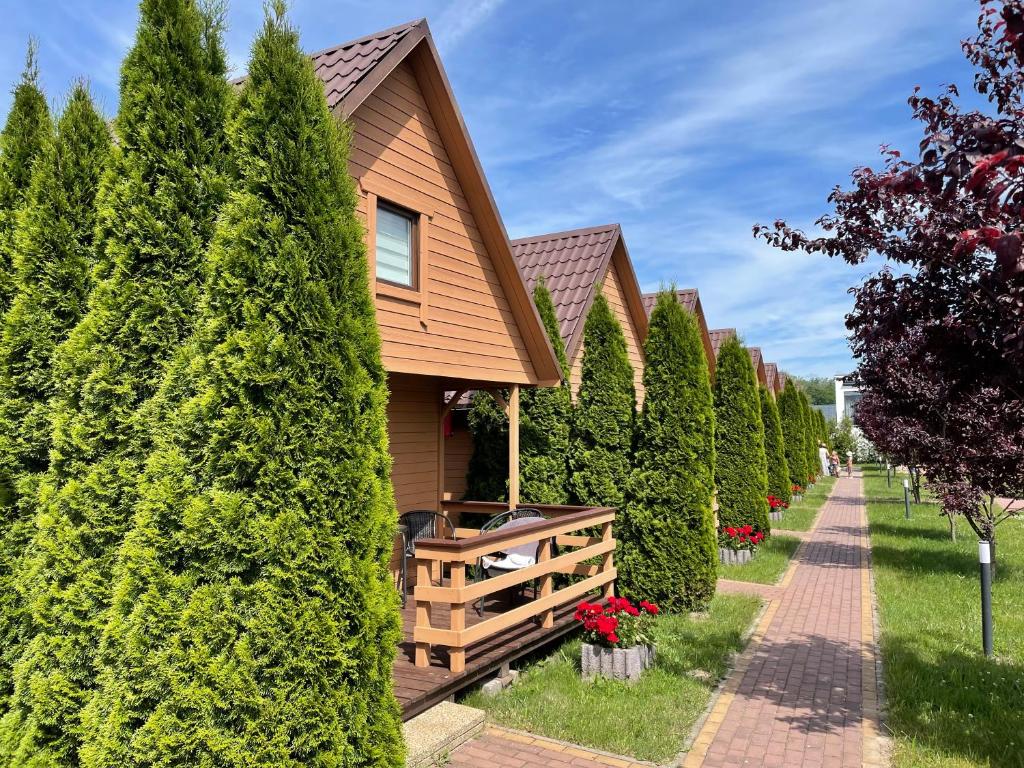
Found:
[510,222,620,245]
[304,18,424,61]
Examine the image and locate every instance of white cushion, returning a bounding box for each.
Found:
[482,552,535,571]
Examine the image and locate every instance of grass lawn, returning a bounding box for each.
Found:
[718,535,801,584]
[774,475,836,531]
[864,469,1024,768]
[462,594,762,763]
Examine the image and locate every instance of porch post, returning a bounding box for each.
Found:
[508,384,520,509]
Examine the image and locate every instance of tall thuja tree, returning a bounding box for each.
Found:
[0,43,51,316]
[568,292,634,508]
[777,379,808,489]
[620,292,716,611]
[466,390,508,502]
[713,338,770,536]
[0,84,109,719]
[759,386,791,504]
[520,279,571,504]
[799,389,818,483]
[83,7,403,764]
[2,1,230,763]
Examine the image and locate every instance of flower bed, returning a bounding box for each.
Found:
[718,525,765,564]
[768,493,789,522]
[575,596,659,681]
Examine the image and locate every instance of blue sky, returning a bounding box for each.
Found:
[0,0,984,377]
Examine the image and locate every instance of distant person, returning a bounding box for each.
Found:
[818,442,830,478]
[846,451,854,477]
[830,450,840,477]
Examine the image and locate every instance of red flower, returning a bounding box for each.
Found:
[606,633,619,644]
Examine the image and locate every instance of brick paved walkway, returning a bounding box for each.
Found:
[448,473,884,768]
[686,471,884,768]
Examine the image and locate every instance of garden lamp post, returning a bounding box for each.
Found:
[979,540,993,657]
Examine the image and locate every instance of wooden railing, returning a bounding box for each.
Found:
[411,505,616,673]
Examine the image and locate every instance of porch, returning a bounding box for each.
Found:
[393,501,616,720]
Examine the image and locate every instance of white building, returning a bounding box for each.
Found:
[834,374,862,423]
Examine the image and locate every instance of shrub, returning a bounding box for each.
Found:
[466,390,508,502]
[81,7,404,765]
[799,389,818,483]
[568,292,634,508]
[0,43,51,315]
[713,338,770,538]
[2,1,231,762]
[0,83,109,718]
[759,385,791,504]
[519,278,571,504]
[777,379,809,490]
[619,292,716,612]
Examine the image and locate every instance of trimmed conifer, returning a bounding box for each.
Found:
[713,338,770,536]
[620,292,716,611]
[799,389,817,483]
[0,42,51,315]
[0,83,109,717]
[759,385,790,504]
[777,379,808,490]
[82,6,404,765]
[466,390,508,502]
[519,279,571,504]
[2,1,230,763]
[568,292,634,507]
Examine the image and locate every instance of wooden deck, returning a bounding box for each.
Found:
[393,589,583,719]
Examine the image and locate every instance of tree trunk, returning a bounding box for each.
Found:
[948,514,956,541]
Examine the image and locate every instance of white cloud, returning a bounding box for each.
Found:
[434,0,506,52]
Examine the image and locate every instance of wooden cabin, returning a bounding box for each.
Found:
[709,327,737,363]
[765,362,782,396]
[748,347,769,388]
[641,288,715,379]
[512,224,649,402]
[303,19,618,717]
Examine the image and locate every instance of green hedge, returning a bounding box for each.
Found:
[0,44,51,316]
[713,338,770,536]
[520,279,571,504]
[2,0,232,762]
[568,292,634,508]
[466,390,509,502]
[777,379,808,491]
[0,84,108,719]
[759,385,791,504]
[82,7,403,766]
[620,292,717,612]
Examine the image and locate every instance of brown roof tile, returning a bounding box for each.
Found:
[231,19,423,112]
[748,346,763,370]
[765,362,779,392]
[640,288,698,316]
[511,224,621,358]
[709,328,737,360]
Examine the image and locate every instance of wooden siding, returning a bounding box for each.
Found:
[350,62,537,384]
[443,419,473,501]
[568,258,646,405]
[387,373,439,513]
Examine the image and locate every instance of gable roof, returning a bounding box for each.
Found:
[239,18,562,385]
[641,288,716,378]
[748,347,768,387]
[640,288,698,315]
[709,328,737,360]
[764,362,780,393]
[511,224,648,363]
[777,370,788,392]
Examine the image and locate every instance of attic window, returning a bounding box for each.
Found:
[375,200,416,287]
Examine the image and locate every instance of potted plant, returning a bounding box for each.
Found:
[577,596,658,681]
[718,524,765,564]
[767,494,789,522]
[791,483,804,503]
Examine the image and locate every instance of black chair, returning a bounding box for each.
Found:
[398,510,456,608]
[474,508,547,614]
